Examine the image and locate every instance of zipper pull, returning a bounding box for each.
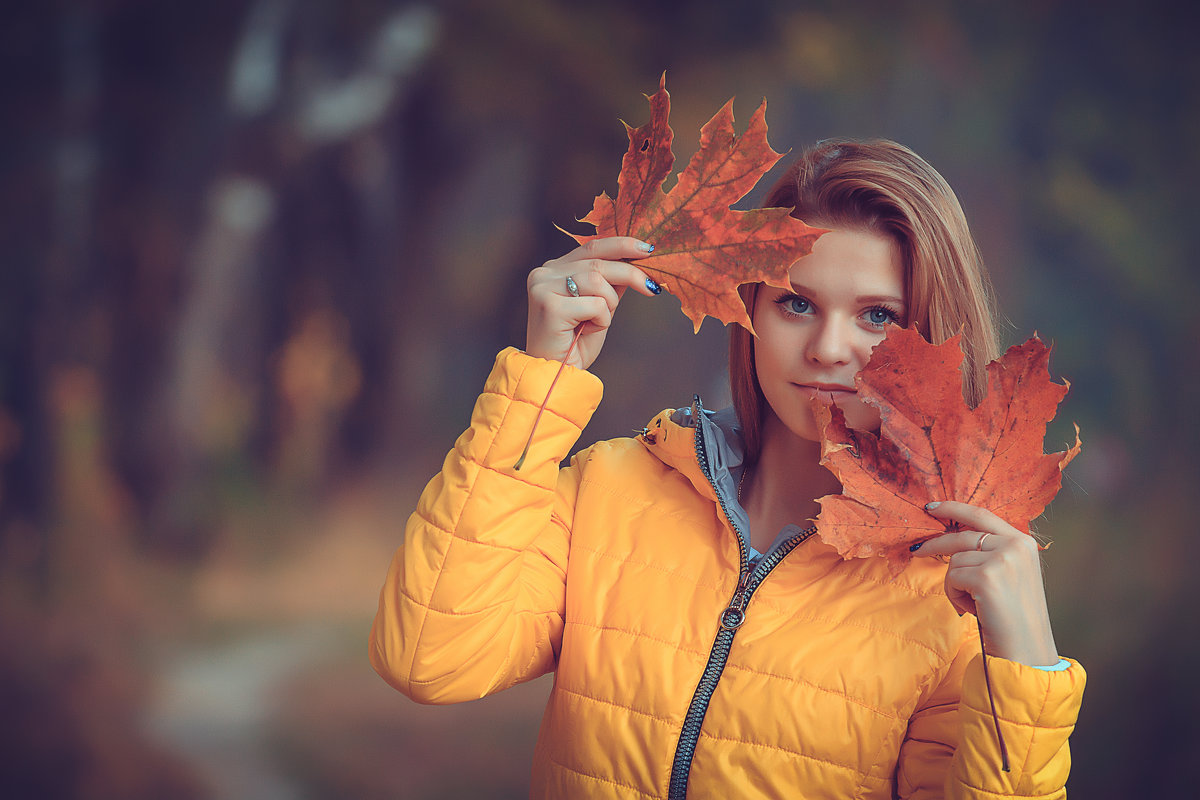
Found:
[720,568,753,631]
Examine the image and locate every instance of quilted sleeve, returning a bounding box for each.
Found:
[369,347,602,704]
[944,655,1086,799]
[897,633,1086,799]
[896,626,976,799]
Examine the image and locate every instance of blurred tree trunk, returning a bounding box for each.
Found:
[39,0,136,603]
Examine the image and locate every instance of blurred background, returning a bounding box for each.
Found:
[1,0,1196,797]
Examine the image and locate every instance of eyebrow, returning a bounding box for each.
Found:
[786,283,907,308]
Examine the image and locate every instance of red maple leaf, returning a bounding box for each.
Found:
[814,326,1081,575]
[570,73,825,333]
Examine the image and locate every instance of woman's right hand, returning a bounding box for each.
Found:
[525,237,659,370]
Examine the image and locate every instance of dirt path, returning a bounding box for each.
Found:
[144,623,339,800]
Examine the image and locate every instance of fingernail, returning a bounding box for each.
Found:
[639,241,655,253]
[645,278,662,295]
[909,541,923,552]
[925,501,941,510]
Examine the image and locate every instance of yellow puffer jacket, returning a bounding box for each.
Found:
[371,348,1085,799]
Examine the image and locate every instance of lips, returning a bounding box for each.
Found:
[794,383,858,402]
[804,382,856,393]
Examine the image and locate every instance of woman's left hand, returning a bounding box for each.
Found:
[911,501,1060,667]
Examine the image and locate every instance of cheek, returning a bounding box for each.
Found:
[847,322,888,360]
[751,323,782,380]
[752,309,797,371]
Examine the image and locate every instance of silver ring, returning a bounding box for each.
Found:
[565,275,580,297]
[976,532,991,551]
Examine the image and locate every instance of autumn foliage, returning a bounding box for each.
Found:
[569,73,825,333]
[815,326,1082,575]
[517,76,824,470]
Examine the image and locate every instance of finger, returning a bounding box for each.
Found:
[545,294,613,332]
[910,529,994,557]
[923,501,1015,534]
[944,582,976,617]
[943,567,978,617]
[572,257,662,299]
[944,556,1006,616]
[564,236,655,264]
[532,257,661,301]
[562,270,622,309]
[936,552,992,617]
[610,259,663,298]
[558,238,661,297]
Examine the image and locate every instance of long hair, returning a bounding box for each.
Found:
[729,139,1000,464]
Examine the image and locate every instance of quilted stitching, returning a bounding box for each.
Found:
[370,348,1084,800]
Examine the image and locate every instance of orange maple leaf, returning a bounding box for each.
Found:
[814,326,1082,575]
[570,73,825,333]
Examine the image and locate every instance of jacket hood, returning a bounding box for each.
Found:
[639,398,752,539]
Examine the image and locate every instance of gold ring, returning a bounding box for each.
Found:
[976,532,991,551]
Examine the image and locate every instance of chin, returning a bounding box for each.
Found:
[765,407,821,445]
[763,398,881,445]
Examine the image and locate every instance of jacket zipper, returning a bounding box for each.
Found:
[666,396,816,799]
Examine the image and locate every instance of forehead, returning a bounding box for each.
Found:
[785,228,904,300]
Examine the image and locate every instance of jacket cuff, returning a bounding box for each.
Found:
[461,348,603,483]
[953,654,1085,792]
[486,347,603,432]
[962,655,1085,728]
[1031,658,1071,672]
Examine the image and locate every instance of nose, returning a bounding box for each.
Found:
[806,318,853,366]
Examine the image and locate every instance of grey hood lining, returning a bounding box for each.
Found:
[670,404,809,558]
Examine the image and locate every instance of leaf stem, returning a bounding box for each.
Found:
[977,617,1011,773]
[513,326,584,471]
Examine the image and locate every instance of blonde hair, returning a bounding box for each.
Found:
[729,139,1000,463]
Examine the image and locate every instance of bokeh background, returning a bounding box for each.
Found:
[2,0,1196,797]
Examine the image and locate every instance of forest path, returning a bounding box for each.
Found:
[144,622,340,800]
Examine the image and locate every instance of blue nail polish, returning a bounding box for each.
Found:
[925,501,941,510]
[909,541,923,552]
[639,241,655,253]
[646,278,662,295]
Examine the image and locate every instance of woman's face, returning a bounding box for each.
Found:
[752,227,906,444]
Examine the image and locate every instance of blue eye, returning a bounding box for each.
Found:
[774,294,812,316]
[865,306,900,327]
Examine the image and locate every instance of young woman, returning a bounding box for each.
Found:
[370,140,1084,798]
